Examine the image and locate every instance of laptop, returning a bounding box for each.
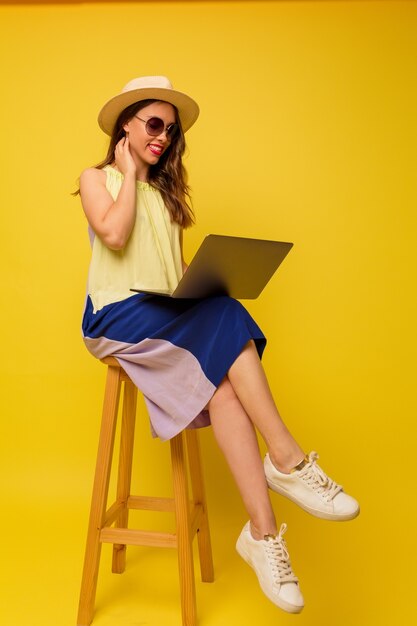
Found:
[130,234,293,300]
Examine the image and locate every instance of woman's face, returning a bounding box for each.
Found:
[123,101,176,171]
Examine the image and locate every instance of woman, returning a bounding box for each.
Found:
[79,75,359,615]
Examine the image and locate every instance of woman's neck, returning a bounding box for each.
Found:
[135,162,150,183]
[132,151,150,183]
[111,160,149,183]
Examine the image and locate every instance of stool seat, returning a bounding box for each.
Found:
[77,357,214,626]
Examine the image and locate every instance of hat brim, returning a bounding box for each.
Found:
[98,87,199,135]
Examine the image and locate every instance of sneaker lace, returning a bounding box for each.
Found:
[265,523,298,584]
[298,451,342,502]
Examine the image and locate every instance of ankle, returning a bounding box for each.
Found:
[249,520,278,540]
[269,449,306,474]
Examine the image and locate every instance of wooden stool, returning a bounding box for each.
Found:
[77,357,214,626]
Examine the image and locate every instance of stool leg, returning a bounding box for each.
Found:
[112,379,137,574]
[171,432,197,626]
[186,430,214,583]
[77,365,122,626]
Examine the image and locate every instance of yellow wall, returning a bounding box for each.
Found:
[1,1,416,625]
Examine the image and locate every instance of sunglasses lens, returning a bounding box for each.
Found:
[146,117,165,136]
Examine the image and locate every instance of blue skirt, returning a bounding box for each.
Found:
[82,293,266,440]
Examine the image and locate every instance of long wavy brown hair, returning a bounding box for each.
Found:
[75,99,194,228]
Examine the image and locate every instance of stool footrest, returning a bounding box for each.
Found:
[127,495,175,512]
[101,502,204,548]
[100,527,177,548]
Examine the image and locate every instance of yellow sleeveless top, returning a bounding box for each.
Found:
[87,166,183,312]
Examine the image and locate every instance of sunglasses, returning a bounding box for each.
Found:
[135,115,178,139]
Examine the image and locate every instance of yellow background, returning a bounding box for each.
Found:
[1,1,416,624]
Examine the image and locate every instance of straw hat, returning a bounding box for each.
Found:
[98,75,200,135]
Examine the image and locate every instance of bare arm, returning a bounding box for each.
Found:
[79,137,137,250]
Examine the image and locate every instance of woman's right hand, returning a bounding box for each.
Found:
[114,136,137,177]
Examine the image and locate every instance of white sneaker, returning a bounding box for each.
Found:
[236,521,304,614]
[264,451,360,521]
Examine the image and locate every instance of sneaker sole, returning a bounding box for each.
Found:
[236,534,304,614]
[266,479,360,521]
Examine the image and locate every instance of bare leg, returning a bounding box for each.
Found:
[228,340,305,473]
[208,377,277,539]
